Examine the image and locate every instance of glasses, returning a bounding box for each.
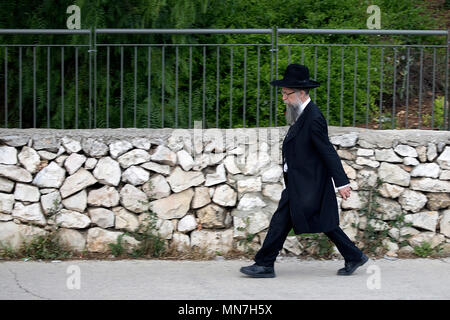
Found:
[281,90,296,98]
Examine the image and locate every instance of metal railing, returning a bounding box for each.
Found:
[0,28,448,130]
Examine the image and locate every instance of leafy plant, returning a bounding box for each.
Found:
[126,204,167,258]
[108,233,126,257]
[47,198,63,219]
[354,177,388,256]
[297,233,334,258]
[0,243,18,259]
[236,216,257,254]
[431,96,445,129]
[16,230,73,260]
[413,241,445,258]
[413,241,434,258]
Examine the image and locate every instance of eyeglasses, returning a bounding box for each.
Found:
[281,90,296,97]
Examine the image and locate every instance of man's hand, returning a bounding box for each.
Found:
[338,185,351,200]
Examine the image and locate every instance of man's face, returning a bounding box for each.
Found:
[282,87,302,125]
[281,87,301,107]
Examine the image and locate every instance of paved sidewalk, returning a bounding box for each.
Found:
[0,257,449,300]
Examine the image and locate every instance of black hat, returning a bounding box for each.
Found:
[270,64,320,89]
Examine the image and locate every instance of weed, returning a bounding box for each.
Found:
[108,234,126,257]
[107,181,168,258]
[47,198,62,218]
[423,96,446,129]
[413,241,445,258]
[299,233,335,259]
[354,177,389,256]
[0,243,18,259]
[236,216,257,254]
[126,202,167,258]
[16,230,73,260]
[413,241,434,258]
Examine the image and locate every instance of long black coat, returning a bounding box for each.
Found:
[281,100,350,234]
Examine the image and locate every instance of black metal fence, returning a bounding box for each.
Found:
[0,28,448,130]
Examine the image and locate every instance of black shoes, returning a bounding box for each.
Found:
[240,255,368,278]
[240,263,276,278]
[337,254,369,276]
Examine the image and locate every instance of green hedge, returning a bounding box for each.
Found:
[0,0,446,129]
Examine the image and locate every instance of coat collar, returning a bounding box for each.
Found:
[283,100,313,145]
[296,97,311,121]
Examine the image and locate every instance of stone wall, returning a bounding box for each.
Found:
[0,126,449,258]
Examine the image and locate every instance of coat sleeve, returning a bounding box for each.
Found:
[311,115,350,188]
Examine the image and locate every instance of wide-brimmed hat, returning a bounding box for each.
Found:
[270,64,320,89]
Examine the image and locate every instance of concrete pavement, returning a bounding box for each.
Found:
[0,257,449,300]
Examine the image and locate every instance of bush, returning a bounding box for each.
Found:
[127,212,167,258]
[4,231,73,260]
[413,242,434,258]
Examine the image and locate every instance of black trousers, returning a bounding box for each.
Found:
[254,189,363,268]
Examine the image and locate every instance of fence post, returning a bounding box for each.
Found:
[269,27,274,127]
[445,28,449,130]
[88,27,92,128]
[274,26,279,127]
[270,26,279,127]
[93,26,97,129]
[88,26,97,129]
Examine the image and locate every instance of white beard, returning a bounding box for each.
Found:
[285,101,302,126]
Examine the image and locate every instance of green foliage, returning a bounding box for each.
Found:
[413,241,434,258]
[301,233,335,258]
[48,198,63,218]
[106,181,166,258]
[237,216,257,254]
[413,241,445,258]
[422,95,446,129]
[107,209,167,258]
[388,211,413,231]
[108,233,126,257]
[127,210,167,258]
[14,231,73,260]
[0,243,18,259]
[0,0,446,129]
[354,177,388,255]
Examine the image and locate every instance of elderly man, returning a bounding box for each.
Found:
[240,64,368,278]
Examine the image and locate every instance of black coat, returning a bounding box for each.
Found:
[281,100,350,234]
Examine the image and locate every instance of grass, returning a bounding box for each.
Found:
[413,241,445,258]
[0,230,73,261]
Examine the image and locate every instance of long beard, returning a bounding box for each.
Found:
[285,101,302,126]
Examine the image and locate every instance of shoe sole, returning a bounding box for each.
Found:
[240,269,276,278]
[337,255,369,276]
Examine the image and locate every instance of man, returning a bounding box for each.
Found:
[240,64,368,278]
